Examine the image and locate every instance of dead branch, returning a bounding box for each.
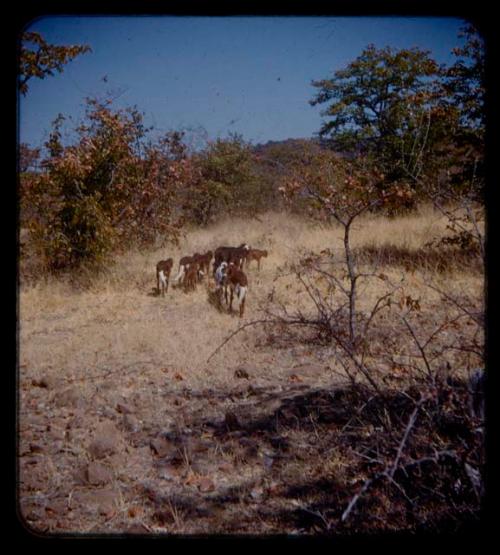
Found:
[206,318,273,363]
[387,403,420,479]
[402,316,434,382]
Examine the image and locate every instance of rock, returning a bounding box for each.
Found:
[31,376,58,389]
[234,367,250,379]
[153,509,176,525]
[48,426,66,441]
[50,440,64,453]
[217,461,233,472]
[45,498,68,515]
[72,466,88,486]
[125,523,150,534]
[198,477,215,493]
[122,414,141,433]
[29,442,44,454]
[88,437,117,459]
[116,402,133,415]
[53,387,85,408]
[20,415,46,432]
[73,489,118,516]
[150,436,176,458]
[88,422,122,459]
[98,407,117,419]
[224,411,240,431]
[158,464,181,481]
[87,461,113,486]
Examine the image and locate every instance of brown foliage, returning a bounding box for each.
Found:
[21,98,188,274]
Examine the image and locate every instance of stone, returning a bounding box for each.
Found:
[198,477,215,493]
[234,367,250,379]
[125,523,150,534]
[122,414,141,433]
[31,376,58,389]
[53,387,85,409]
[224,411,240,431]
[87,461,113,486]
[73,489,118,516]
[150,436,176,458]
[116,402,133,415]
[88,422,122,459]
[72,466,88,486]
[45,498,68,515]
[88,437,117,459]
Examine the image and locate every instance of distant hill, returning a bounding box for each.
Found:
[252,137,357,160]
[252,137,321,156]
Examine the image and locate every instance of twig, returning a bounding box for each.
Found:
[402,316,434,382]
[388,404,420,479]
[206,318,272,363]
[341,402,421,523]
[341,475,378,523]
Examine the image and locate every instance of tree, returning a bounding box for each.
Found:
[439,24,485,196]
[310,45,456,193]
[186,134,258,226]
[19,31,91,95]
[23,97,187,272]
[445,24,485,130]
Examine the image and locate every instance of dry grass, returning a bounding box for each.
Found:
[18,207,484,535]
[19,207,484,388]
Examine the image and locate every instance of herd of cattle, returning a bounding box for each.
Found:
[155,244,268,317]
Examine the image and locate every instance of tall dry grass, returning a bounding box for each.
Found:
[19,207,484,393]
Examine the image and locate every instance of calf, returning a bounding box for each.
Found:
[173,255,195,286]
[214,261,229,304]
[194,250,213,280]
[226,263,248,318]
[246,248,268,271]
[183,261,200,292]
[156,258,173,297]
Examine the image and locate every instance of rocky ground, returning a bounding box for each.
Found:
[19,357,359,535]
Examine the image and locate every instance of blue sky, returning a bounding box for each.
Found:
[19,16,469,150]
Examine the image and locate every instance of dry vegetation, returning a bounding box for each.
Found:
[18,207,484,536]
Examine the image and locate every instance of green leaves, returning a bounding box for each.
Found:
[310,34,484,199]
[184,135,258,226]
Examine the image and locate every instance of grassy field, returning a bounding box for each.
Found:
[18,207,484,535]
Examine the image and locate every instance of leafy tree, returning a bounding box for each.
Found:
[186,134,258,226]
[310,45,457,193]
[445,24,485,130]
[19,31,91,95]
[23,98,187,272]
[439,24,485,198]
